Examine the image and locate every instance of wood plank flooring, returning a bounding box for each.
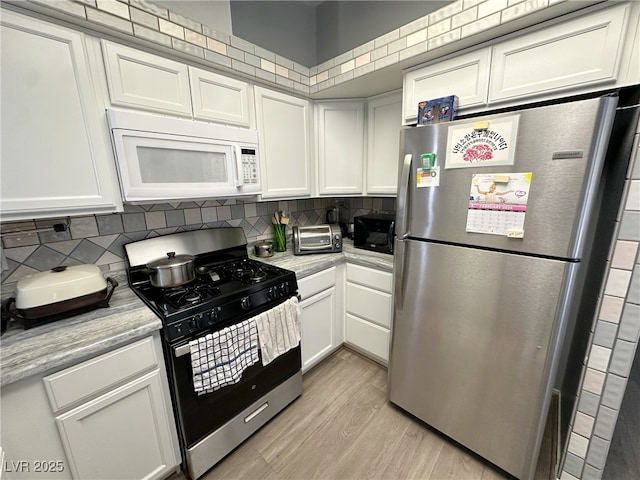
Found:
[188,348,555,480]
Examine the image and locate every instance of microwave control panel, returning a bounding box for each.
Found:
[241,148,258,184]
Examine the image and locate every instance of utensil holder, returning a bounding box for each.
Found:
[272,224,286,252]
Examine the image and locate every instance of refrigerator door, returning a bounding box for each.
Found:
[397,96,617,259]
[389,238,576,479]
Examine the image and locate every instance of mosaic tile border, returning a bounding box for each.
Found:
[9,0,589,99]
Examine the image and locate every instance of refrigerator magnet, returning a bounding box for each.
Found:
[445,115,520,169]
[417,166,439,187]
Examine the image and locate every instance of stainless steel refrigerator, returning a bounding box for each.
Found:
[388,93,638,480]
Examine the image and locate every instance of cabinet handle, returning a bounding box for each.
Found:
[244,402,269,423]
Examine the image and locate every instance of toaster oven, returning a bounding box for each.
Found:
[292,225,342,255]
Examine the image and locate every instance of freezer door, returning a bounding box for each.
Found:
[398,96,617,259]
[389,239,574,480]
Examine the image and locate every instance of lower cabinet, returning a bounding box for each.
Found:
[0,333,181,480]
[298,266,344,373]
[344,263,393,365]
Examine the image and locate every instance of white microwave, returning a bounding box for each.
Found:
[107,109,260,202]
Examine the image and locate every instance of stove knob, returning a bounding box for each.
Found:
[241,296,252,310]
[266,287,274,300]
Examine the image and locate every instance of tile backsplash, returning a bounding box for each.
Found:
[0,197,396,285]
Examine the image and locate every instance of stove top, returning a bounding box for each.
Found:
[130,254,298,343]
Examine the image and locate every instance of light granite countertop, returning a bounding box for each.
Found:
[251,242,394,278]
[0,271,162,387]
[0,242,392,387]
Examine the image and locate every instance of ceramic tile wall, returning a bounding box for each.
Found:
[0,197,396,285]
[560,134,640,480]
[19,0,582,98]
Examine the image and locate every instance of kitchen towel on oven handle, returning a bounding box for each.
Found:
[189,318,259,395]
[254,296,301,366]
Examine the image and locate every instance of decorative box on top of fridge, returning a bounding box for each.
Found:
[417,95,458,125]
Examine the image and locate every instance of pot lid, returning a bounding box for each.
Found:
[147,252,195,269]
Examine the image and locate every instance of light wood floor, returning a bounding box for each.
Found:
[188,348,555,480]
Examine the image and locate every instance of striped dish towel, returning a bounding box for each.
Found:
[189,318,259,395]
[254,296,301,366]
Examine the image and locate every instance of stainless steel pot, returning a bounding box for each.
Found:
[146,252,195,287]
[254,241,273,257]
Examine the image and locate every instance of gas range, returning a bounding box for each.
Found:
[124,227,302,480]
[124,229,298,343]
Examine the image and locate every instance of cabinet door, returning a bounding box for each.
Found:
[56,370,179,480]
[489,3,630,104]
[316,101,365,195]
[255,87,312,198]
[402,48,491,124]
[102,40,192,116]
[190,67,252,127]
[366,92,402,195]
[300,287,336,373]
[0,11,122,221]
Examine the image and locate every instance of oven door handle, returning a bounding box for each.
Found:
[174,344,191,358]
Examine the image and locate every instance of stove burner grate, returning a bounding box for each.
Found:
[161,284,222,310]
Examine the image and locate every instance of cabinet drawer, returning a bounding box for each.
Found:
[346,263,392,293]
[298,267,336,300]
[346,282,392,329]
[43,336,159,412]
[345,314,390,364]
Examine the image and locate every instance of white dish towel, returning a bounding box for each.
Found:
[254,296,301,366]
[189,318,259,395]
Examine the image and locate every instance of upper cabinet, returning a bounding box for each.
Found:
[102,41,192,117]
[0,11,122,221]
[254,87,312,198]
[102,41,252,127]
[366,91,402,196]
[402,48,491,124]
[403,2,639,123]
[316,101,366,196]
[189,69,252,127]
[489,2,632,104]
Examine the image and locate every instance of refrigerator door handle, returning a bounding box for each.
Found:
[396,154,412,239]
[393,239,406,308]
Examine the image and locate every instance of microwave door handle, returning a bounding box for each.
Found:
[233,144,243,188]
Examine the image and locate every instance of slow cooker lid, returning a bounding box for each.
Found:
[15,264,107,309]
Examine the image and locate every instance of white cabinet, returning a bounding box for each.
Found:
[366,91,402,195]
[102,40,192,117]
[254,86,312,198]
[489,2,632,104]
[316,101,366,195]
[344,264,393,365]
[298,266,344,372]
[402,48,491,124]
[189,67,252,127]
[0,10,122,221]
[55,370,177,480]
[0,334,181,480]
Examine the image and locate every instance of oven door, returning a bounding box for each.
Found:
[167,301,302,449]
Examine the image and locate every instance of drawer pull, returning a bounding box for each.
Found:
[244,402,269,423]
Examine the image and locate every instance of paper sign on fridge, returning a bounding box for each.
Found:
[445,115,520,169]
